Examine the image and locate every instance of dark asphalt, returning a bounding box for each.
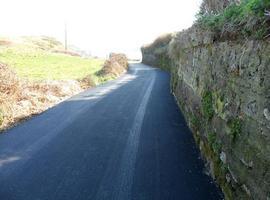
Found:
[0,63,223,200]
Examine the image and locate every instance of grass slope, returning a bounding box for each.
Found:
[0,37,104,82]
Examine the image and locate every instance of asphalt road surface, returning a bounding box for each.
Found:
[0,63,223,200]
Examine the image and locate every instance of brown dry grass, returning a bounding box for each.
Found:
[98,53,129,77]
[142,33,172,51]
[78,75,96,89]
[0,63,83,131]
[0,40,12,46]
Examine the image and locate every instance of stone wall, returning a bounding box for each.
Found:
[171,26,270,199]
[142,25,270,200]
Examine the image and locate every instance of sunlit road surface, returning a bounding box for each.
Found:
[0,63,223,200]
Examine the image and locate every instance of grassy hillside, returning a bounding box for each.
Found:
[0,36,129,131]
[0,36,104,82]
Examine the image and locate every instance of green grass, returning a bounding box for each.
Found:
[196,0,270,39]
[207,132,222,154]
[190,114,200,130]
[228,117,242,141]
[0,44,104,83]
[202,91,214,120]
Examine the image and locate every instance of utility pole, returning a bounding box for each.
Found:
[65,23,67,51]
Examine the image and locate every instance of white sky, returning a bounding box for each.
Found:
[0,0,202,58]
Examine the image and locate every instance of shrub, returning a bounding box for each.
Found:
[158,54,171,71]
[202,91,214,120]
[97,53,128,77]
[196,0,270,39]
[190,114,200,130]
[142,33,172,53]
[79,74,96,89]
[208,132,216,146]
[207,132,222,153]
[228,117,242,140]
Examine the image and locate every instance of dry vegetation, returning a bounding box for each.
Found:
[97,53,129,78]
[0,63,83,130]
[141,33,172,53]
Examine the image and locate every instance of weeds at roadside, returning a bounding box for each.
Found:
[196,0,270,40]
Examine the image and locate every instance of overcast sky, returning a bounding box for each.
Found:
[0,0,202,57]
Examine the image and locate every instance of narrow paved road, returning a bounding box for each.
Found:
[0,63,223,200]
